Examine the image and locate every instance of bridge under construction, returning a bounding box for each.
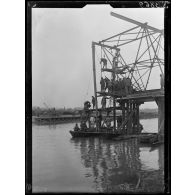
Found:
[71,12,164,143]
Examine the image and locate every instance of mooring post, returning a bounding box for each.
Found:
[92,42,98,132]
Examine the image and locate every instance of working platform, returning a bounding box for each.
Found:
[97,91,123,97]
[88,107,121,112]
[101,68,126,74]
[97,89,164,102]
[122,89,164,102]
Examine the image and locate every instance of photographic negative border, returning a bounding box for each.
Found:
[25,1,171,194]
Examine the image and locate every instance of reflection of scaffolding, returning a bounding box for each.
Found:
[92,12,164,135]
[71,137,164,192]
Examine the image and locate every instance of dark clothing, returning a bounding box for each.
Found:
[74,124,79,131]
[84,101,91,110]
[92,96,95,109]
[108,81,113,93]
[80,122,87,131]
[124,77,132,94]
[117,116,122,128]
[113,56,118,67]
[104,77,110,91]
[97,114,102,128]
[101,96,106,109]
[100,78,105,91]
[100,58,107,69]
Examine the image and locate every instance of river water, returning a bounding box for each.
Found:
[32,118,164,193]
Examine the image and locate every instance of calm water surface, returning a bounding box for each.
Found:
[32,118,164,193]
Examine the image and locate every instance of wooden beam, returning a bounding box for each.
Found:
[100,25,141,42]
[92,41,120,51]
[110,12,164,35]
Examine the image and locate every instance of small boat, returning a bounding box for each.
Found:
[139,133,158,144]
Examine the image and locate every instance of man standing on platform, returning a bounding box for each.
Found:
[92,96,95,109]
[104,77,109,92]
[101,96,106,109]
[100,77,105,92]
[126,77,132,94]
[97,112,102,129]
[100,58,107,69]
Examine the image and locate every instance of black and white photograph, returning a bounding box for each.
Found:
[26,1,170,194]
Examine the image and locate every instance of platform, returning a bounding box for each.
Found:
[121,89,164,102]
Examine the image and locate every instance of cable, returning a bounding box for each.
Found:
[83,71,92,103]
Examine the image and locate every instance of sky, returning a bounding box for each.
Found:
[32,5,164,109]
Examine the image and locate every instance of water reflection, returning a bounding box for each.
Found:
[70,138,164,193]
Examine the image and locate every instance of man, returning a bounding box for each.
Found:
[123,77,128,95]
[160,74,164,89]
[121,78,125,95]
[100,77,105,92]
[74,123,79,131]
[97,112,102,129]
[124,77,132,95]
[104,77,110,91]
[101,96,106,109]
[117,116,122,128]
[108,80,113,93]
[84,101,91,110]
[91,96,96,109]
[80,121,87,131]
[90,116,95,128]
[118,78,122,94]
[113,56,118,68]
[126,77,132,94]
[100,58,107,69]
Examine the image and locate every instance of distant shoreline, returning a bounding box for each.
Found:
[32,111,158,125]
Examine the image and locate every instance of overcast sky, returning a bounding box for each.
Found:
[32,5,164,109]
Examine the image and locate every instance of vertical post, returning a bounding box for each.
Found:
[122,101,125,133]
[129,100,133,134]
[136,103,140,133]
[132,102,137,133]
[113,97,116,132]
[92,42,98,131]
[157,98,164,135]
[126,101,129,134]
[113,51,117,132]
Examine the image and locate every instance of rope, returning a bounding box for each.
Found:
[95,48,102,77]
[83,71,92,102]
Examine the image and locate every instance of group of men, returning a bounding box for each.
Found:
[100,76,133,95]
